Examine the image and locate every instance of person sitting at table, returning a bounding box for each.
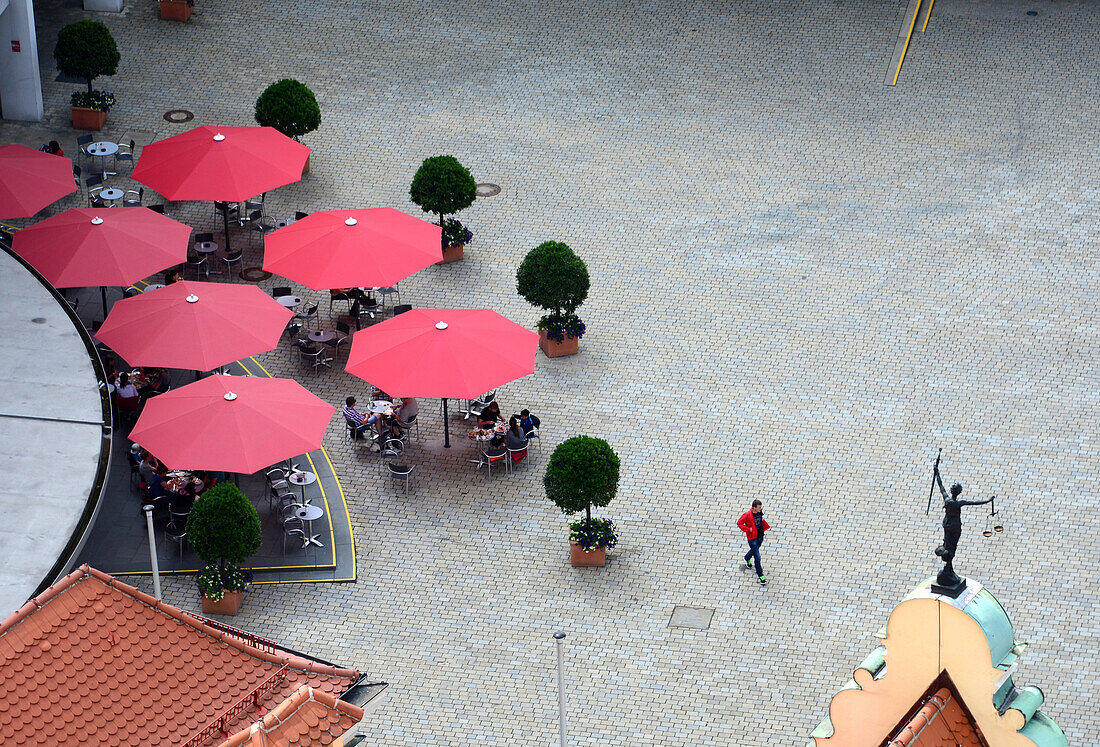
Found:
[343,396,382,439]
[164,269,183,285]
[136,367,169,399]
[477,401,503,428]
[115,373,142,413]
[505,417,528,450]
[42,141,64,157]
[147,463,169,502]
[370,386,393,403]
[518,409,540,433]
[171,481,198,513]
[394,397,418,424]
[137,450,159,487]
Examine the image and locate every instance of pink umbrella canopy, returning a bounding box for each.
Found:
[345,308,538,399]
[131,126,310,202]
[0,144,77,219]
[94,281,293,371]
[10,207,191,288]
[263,208,442,290]
[130,375,336,473]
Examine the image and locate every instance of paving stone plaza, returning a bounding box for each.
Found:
[6,0,1099,743]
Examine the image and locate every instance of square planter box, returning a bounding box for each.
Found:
[438,243,464,264]
[160,0,193,21]
[570,541,606,567]
[200,590,243,615]
[539,330,579,357]
[71,107,108,131]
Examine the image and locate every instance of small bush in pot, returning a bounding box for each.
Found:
[54,20,119,129]
[186,483,261,611]
[545,436,621,565]
[410,155,477,241]
[517,240,590,354]
[255,79,321,141]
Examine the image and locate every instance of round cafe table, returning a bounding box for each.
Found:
[288,470,317,503]
[195,240,219,255]
[276,295,302,309]
[294,504,325,547]
[99,188,125,204]
[308,329,334,344]
[87,141,119,178]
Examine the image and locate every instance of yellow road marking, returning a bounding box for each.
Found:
[892,0,924,86]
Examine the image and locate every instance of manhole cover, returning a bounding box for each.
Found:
[163,109,195,123]
[240,267,272,282]
[669,606,714,630]
[475,183,501,197]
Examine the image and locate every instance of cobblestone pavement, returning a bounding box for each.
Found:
[6,0,1099,743]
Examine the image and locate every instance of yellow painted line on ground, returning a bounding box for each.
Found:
[921,0,935,32]
[248,355,274,378]
[892,0,924,86]
[319,444,357,582]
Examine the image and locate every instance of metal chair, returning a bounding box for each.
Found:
[507,444,529,473]
[272,286,292,298]
[220,249,243,274]
[387,462,413,497]
[245,210,275,248]
[392,304,412,316]
[323,322,351,358]
[328,290,353,316]
[523,427,540,456]
[195,231,214,244]
[72,163,82,187]
[377,284,400,309]
[392,412,419,442]
[185,252,208,279]
[463,390,496,420]
[480,447,507,478]
[282,516,306,553]
[122,187,143,207]
[114,139,136,172]
[294,304,319,329]
[214,201,239,225]
[164,519,187,559]
[296,340,332,370]
[76,134,94,164]
[356,296,382,324]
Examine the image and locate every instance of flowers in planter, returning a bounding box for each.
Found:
[440,218,474,249]
[195,564,252,601]
[569,517,618,552]
[70,90,116,112]
[537,312,586,343]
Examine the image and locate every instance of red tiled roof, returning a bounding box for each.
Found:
[0,565,359,746]
[888,687,983,747]
[218,685,364,747]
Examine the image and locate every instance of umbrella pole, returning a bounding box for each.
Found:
[442,398,451,448]
[221,203,232,254]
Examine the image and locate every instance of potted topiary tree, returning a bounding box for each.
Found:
[545,436,621,567]
[159,0,194,22]
[409,155,477,263]
[54,20,119,131]
[516,240,590,357]
[186,483,262,615]
[255,79,321,174]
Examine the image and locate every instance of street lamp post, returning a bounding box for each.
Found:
[554,631,568,747]
[143,504,162,600]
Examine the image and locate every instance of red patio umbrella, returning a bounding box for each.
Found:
[345,308,538,446]
[263,208,442,290]
[0,144,77,219]
[129,375,336,473]
[94,281,293,371]
[11,206,191,314]
[131,126,310,202]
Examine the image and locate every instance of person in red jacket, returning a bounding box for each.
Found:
[737,500,771,585]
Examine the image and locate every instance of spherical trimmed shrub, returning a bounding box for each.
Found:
[186,483,262,570]
[255,79,321,141]
[544,435,620,523]
[409,155,477,224]
[516,241,590,317]
[54,20,120,94]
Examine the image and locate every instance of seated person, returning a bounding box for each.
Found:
[115,373,142,411]
[394,397,418,424]
[370,386,393,403]
[505,417,528,450]
[43,141,64,157]
[164,269,183,285]
[343,396,381,438]
[137,450,159,486]
[147,464,169,502]
[477,401,503,428]
[519,408,540,434]
[483,434,507,459]
[170,482,198,513]
[137,367,169,399]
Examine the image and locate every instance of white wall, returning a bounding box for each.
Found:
[0,0,44,122]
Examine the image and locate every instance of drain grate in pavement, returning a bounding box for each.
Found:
[668,606,714,630]
[163,109,195,123]
[475,183,501,197]
[240,267,272,282]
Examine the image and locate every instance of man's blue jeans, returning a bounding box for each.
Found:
[744,537,764,576]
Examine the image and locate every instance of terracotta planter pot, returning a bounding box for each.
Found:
[539,329,579,357]
[570,541,606,567]
[201,590,244,615]
[438,243,464,264]
[71,107,108,131]
[160,0,193,21]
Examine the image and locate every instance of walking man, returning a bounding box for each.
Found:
[737,500,770,585]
